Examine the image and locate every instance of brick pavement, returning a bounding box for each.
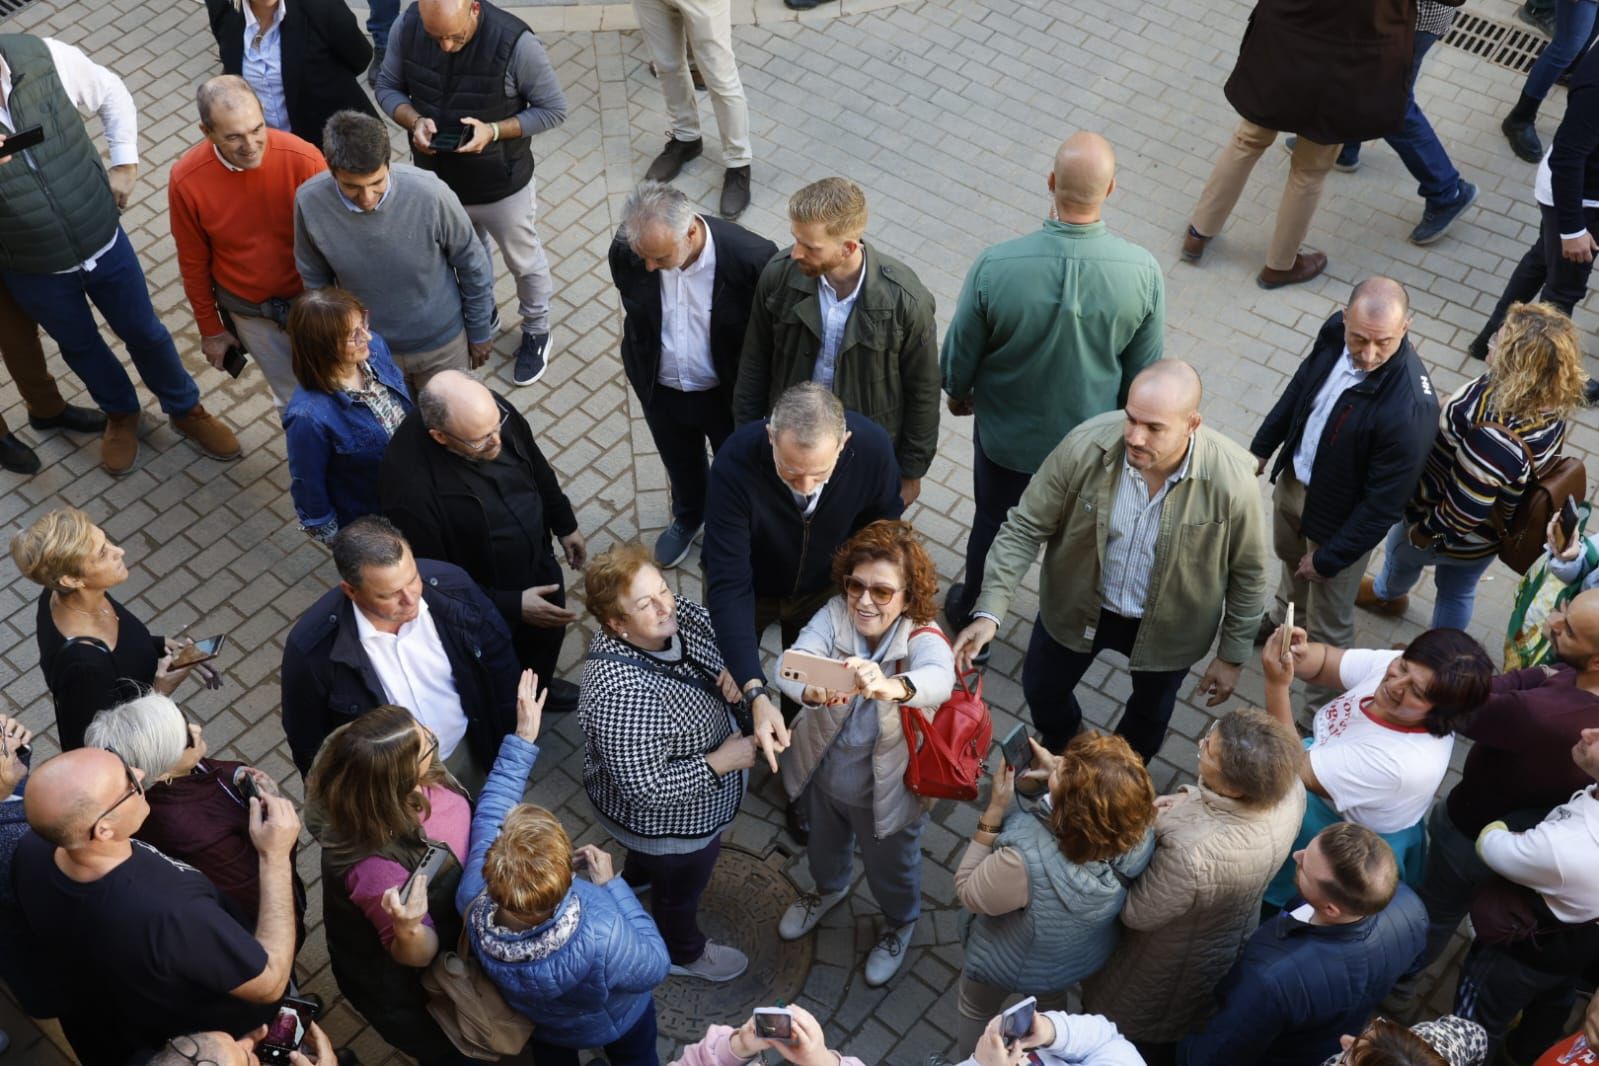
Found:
[1,0,1596,1059]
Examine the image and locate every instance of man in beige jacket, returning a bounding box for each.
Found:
[954,360,1268,761]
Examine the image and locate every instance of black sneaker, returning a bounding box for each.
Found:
[513,331,550,386]
[644,137,703,182]
[0,433,40,475]
[366,45,385,90]
[1409,181,1477,245]
[28,403,106,434]
[1502,114,1544,163]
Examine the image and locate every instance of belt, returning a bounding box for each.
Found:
[214,283,292,329]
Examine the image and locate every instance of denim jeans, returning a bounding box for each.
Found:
[1371,522,1496,632]
[1341,32,1463,209]
[366,0,399,46]
[1526,0,1599,99]
[0,228,200,416]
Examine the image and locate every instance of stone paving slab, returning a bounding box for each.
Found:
[2,0,1597,1060]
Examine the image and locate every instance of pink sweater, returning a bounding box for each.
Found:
[669,1026,866,1066]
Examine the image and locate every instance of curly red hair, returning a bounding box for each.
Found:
[829,520,939,625]
[1048,732,1156,864]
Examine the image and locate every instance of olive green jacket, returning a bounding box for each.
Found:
[732,244,940,479]
[972,412,1268,671]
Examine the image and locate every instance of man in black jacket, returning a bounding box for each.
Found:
[279,516,519,784]
[609,180,777,568]
[378,370,585,711]
[1250,278,1436,661]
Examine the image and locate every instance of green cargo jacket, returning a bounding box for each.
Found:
[972,411,1268,672]
[732,244,941,479]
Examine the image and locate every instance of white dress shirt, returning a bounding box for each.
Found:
[243,0,290,132]
[811,254,865,392]
[1291,347,1369,485]
[657,216,720,392]
[1100,444,1193,618]
[0,37,138,273]
[353,597,470,758]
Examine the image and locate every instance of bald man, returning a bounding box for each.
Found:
[11,748,299,1062]
[375,0,567,385]
[954,361,1267,761]
[1249,278,1436,665]
[379,370,585,711]
[170,77,328,410]
[941,134,1164,644]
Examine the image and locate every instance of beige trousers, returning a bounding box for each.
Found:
[1190,118,1341,271]
[231,313,299,412]
[632,0,752,165]
[391,329,469,396]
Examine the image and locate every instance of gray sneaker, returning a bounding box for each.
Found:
[864,920,915,986]
[669,940,748,982]
[778,888,849,941]
[654,521,699,568]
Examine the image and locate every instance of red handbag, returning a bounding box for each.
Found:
[899,626,993,801]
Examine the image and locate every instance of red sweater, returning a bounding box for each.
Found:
[168,129,327,336]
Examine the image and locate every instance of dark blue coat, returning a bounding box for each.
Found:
[1178,884,1427,1066]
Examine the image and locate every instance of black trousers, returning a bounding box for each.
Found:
[950,427,1034,626]
[1021,609,1189,762]
[642,383,734,530]
[512,551,567,689]
[1481,202,1599,338]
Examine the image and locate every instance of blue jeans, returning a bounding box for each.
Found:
[0,229,199,416]
[366,0,399,47]
[1372,522,1496,632]
[1526,0,1599,99]
[1341,32,1463,209]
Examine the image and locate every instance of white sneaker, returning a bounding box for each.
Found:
[864,920,915,986]
[669,940,748,982]
[778,888,849,941]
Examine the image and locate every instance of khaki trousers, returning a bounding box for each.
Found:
[632,0,752,165]
[391,329,469,396]
[0,278,67,435]
[1190,118,1341,272]
[231,313,299,412]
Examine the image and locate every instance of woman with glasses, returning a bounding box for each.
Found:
[773,520,955,988]
[85,691,305,942]
[578,542,756,984]
[284,287,413,545]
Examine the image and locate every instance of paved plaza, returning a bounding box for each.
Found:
[1,0,1596,1058]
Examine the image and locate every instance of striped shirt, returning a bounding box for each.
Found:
[1101,446,1194,618]
[1407,374,1567,559]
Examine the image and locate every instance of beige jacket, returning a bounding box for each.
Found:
[1079,780,1306,1042]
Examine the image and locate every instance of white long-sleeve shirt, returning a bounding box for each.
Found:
[954,1012,1145,1066]
[1479,785,1599,925]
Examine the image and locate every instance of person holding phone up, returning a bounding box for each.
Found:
[668,1003,867,1066]
[955,1010,1145,1066]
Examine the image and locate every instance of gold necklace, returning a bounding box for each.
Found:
[54,593,114,619]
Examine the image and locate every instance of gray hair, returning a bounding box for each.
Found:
[321,110,390,175]
[417,380,451,433]
[769,382,847,449]
[196,75,261,128]
[85,691,188,782]
[618,181,695,250]
[331,515,410,587]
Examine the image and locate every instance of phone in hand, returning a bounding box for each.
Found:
[236,770,260,803]
[754,1007,794,1041]
[1280,603,1295,664]
[222,345,249,378]
[402,842,450,904]
[0,125,44,160]
[172,634,226,669]
[779,649,859,693]
[1000,996,1037,1050]
[258,995,319,1063]
[999,723,1032,773]
[430,126,466,152]
[1558,496,1581,553]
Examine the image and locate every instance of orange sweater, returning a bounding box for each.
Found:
[168,129,327,337]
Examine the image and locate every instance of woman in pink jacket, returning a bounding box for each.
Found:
[670,1004,864,1066]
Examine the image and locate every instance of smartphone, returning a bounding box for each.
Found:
[236,771,260,803]
[753,1007,794,1041]
[1558,496,1581,552]
[222,345,249,378]
[430,126,466,152]
[172,634,226,669]
[1280,603,1295,663]
[0,125,44,160]
[401,842,450,904]
[1000,996,1037,1049]
[258,995,318,1063]
[779,649,859,693]
[999,723,1032,773]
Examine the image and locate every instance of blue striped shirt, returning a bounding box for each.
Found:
[1101,446,1193,618]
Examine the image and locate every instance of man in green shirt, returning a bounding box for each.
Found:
[940,133,1165,642]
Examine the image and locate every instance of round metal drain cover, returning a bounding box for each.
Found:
[650,843,813,1043]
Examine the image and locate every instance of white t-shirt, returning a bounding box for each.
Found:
[1307,648,1454,835]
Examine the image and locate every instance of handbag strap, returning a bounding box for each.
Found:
[1480,420,1544,537]
[48,634,115,698]
[583,648,725,701]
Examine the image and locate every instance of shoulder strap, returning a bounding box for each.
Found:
[583,649,723,700]
[1479,420,1541,538]
[48,634,115,695]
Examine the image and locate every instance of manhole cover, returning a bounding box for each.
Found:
[649,842,813,1043]
[1444,11,1550,74]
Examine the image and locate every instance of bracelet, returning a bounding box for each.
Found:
[977,819,1004,835]
[491,122,501,143]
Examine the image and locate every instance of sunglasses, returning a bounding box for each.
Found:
[843,576,902,606]
[89,748,144,840]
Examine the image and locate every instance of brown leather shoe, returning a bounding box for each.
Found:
[170,404,241,460]
[1181,225,1211,263]
[101,412,141,476]
[1258,251,1328,289]
[1355,575,1408,617]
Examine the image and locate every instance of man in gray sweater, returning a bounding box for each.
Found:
[293,110,495,391]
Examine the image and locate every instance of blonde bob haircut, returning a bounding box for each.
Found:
[482,804,574,924]
[1487,301,1588,422]
[11,507,99,591]
[788,177,868,240]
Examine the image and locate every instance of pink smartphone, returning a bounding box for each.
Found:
[779,649,859,692]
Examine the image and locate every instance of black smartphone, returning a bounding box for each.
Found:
[172,634,226,669]
[999,723,1032,773]
[1559,496,1581,552]
[753,1007,794,1041]
[236,771,260,803]
[222,345,248,378]
[401,842,450,904]
[430,126,466,152]
[258,995,318,1063]
[1000,996,1037,1049]
[0,125,44,160]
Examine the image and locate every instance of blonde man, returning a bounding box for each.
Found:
[733,177,940,508]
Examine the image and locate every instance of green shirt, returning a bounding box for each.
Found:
[940,219,1164,473]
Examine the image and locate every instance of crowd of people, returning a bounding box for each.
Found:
[3,0,1599,1059]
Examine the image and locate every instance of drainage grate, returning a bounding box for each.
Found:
[1443,11,1550,74]
[0,0,43,18]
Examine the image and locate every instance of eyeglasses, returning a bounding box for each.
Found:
[441,408,510,453]
[419,727,440,768]
[843,576,902,606]
[345,310,372,348]
[88,748,144,841]
[165,1035,222,1066]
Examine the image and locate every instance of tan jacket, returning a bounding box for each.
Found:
[972,411,1268,671]
[1079,781,1306,1042]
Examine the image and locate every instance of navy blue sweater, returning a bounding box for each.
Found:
[1550,44,1599,235]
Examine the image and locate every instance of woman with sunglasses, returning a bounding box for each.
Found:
[283,286,413,545]
[85,691,305,943]
[772,520,954,987]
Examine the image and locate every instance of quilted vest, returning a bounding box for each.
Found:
[0,35,120,273]
[398,1,533,205]
[962,807,1153,992]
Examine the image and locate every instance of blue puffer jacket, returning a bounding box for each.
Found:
[457,734,670,1047]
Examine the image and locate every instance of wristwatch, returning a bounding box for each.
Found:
[744,684,780,706]
[894,675,917,702]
